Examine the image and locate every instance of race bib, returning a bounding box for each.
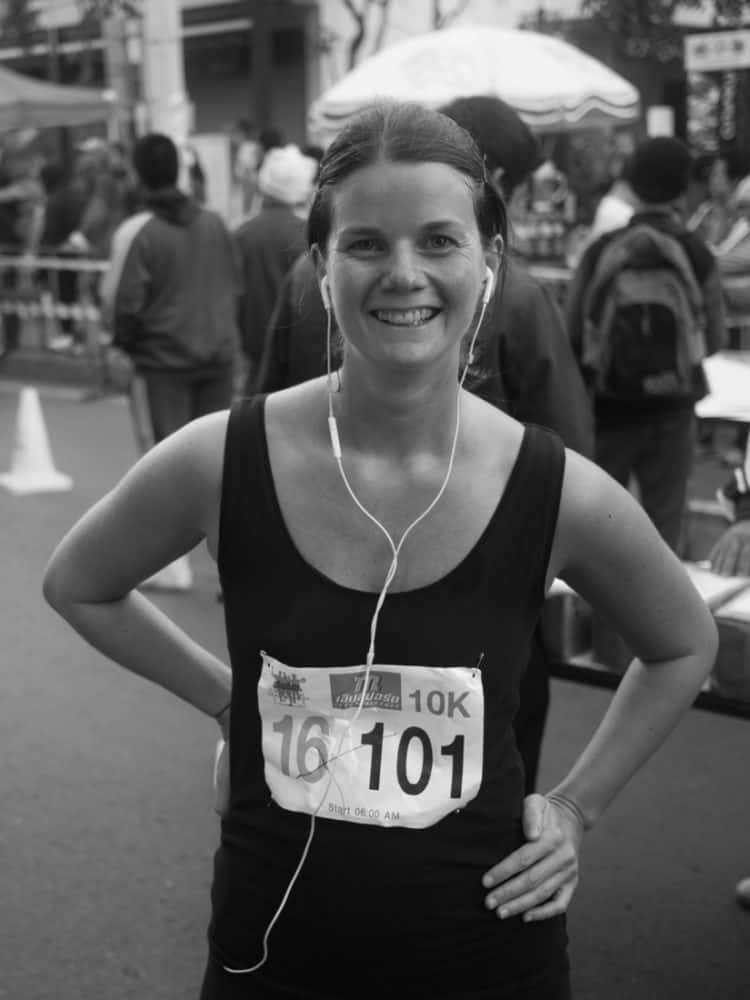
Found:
[258,651,484,829]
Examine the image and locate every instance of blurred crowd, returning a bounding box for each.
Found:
[1,116,750,495]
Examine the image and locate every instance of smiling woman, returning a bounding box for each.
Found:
[308,102,505,392]
[43,101,718,1000]
[315,159,496,372]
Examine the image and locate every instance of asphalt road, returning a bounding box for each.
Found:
[0,385,223,999]
[1,383,748,1000]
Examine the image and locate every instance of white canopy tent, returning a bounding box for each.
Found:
[308,26,641,146]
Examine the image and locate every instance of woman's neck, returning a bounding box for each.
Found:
[331,361,463,462]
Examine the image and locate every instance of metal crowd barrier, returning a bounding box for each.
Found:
[0,252,110,392]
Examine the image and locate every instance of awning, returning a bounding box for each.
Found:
[0,64,113,131]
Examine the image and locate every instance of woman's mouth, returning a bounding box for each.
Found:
[372,307,440,327]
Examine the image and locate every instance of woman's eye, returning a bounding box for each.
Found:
[348,237,382,253]
[424,234,456,250]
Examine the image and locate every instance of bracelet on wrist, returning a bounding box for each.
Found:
[546,791,591,831]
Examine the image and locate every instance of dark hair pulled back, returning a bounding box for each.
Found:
[307,101,507,254]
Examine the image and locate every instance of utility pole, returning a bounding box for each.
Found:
[101,2,136,144]
[140,0,192,143]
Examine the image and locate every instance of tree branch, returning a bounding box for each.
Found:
[371,0,392,55]
[432,0,471,30]
[341,0,368,69]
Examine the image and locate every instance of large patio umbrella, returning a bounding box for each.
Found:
[308,26,641,146]
[0,64,113,131]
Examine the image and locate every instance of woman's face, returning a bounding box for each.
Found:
[322,160,491,373]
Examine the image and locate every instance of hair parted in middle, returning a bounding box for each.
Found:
[307,101,507,255]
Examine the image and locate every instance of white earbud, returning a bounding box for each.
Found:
[320,276,331,310]
[482,265,495,305]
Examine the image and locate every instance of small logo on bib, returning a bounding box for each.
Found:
[270,665,308,707]
[330,670,402,711]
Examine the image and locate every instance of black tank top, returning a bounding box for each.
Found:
[210,395,568,998]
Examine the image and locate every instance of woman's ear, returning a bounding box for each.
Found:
[484,235,504,280]
[310,244,330,310]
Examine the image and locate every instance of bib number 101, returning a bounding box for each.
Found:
[272,715,465,797]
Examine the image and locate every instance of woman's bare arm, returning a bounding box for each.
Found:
[42,411,232,719]
[482,449,718,922]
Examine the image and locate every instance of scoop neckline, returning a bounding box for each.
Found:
[258,395,528,598]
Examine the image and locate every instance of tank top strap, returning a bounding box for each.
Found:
[500,423,566,606]
[218,394,279,577]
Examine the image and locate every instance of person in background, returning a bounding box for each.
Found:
[711,174,750,465]
[64,138,139,259]
[0,147,45,358]
[687,153,723,458]
[100,133,241,592]
[43,101,718,999]
[713,174,750,310]
[234,144,318,395]
[685,152,715,226]
[38,161,88,343]
[581,172,637,249]
[230,119,260,219]
[706,434,750,912]
[101,132,240,444]
[255,95,594,796]
[566,136,726,554]
[687,147,750,250]
[39,161,86,254]
[301,143,325,174]
[257,127,285,164]
[440,95,595,794]
[182,144,207,205]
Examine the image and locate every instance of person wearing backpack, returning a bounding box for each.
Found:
[566,136,727,552]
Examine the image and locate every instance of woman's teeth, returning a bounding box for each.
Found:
[373,308,438,326]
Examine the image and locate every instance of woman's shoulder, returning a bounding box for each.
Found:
[265,378,328,428]
[178,407,230,447]
[463,391,525,468]
[549,445,652,583]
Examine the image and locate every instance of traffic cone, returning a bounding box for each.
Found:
[0,386,73,495]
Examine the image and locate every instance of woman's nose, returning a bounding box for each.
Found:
[381,245,424,291]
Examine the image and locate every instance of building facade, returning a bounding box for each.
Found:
[5,1,321,145]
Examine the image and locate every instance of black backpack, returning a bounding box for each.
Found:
[581,223,706,399]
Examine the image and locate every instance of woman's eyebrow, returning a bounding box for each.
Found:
[337,224,382,237]
[421,219,466,229]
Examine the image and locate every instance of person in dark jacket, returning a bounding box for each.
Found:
[255,96,595,794]
[101,132,241,444]
[566,136,726,554]
[233,144,318,394]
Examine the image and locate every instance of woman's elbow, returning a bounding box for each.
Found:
[42,555,69,615]
[42,547,85,617]
[689,611,720,676]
